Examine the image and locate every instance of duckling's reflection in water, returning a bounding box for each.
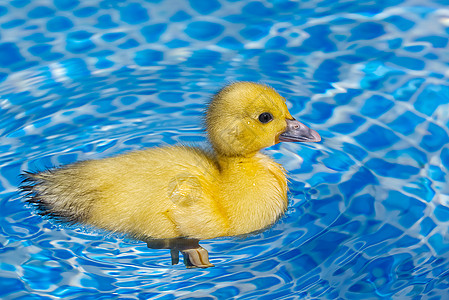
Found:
[21,82,321,268]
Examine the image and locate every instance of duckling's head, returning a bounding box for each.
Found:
[206,82,321,157]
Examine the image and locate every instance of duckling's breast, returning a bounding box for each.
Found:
[218,153,288,236]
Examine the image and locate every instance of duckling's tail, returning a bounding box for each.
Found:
[20,167,95,224]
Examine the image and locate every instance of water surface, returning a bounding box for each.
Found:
[1,0,449,299]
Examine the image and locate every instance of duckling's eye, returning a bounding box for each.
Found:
[258,112,273,124]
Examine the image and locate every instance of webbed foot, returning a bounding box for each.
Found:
[146,238,214,268]
[181,246,214,268]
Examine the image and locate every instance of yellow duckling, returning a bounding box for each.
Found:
[22,82,321,268]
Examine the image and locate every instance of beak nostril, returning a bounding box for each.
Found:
[281,119,320,143]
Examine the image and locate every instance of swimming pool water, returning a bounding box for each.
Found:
[1,0,449,299]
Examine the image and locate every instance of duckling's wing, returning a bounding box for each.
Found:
[23,146,228,240]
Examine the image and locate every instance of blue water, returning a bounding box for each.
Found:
[1,0,449,298]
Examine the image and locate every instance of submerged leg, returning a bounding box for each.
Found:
[170,249,179,265]
[146,238,214,268]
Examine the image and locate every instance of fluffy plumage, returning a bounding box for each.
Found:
[21,81,320,267]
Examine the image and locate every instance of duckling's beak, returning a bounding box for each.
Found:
[279,119,321,143]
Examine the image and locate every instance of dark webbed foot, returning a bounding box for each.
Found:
[146,238,214,268]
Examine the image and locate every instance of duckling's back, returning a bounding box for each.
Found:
[24,146,230,240]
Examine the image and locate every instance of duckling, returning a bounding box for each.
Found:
[21,82,321,268]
